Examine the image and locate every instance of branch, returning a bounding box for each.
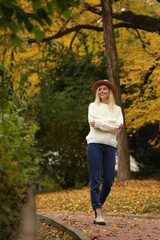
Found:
[113,11,160,34]
[82,4,160,34]
[28,24,103,44]
[69,31,79,49]
[114,21,160,34]
[83,2,101,15]
[134,30,147,49]
[27,10,160,44]
[143,65,156,86]
[139,55,160,95]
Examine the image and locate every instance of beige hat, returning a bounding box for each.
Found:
[92,79,118,98]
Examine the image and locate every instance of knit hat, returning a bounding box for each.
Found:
[92,79,118,99]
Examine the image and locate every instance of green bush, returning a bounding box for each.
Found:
[129,123,160,176]
[32,44,106,189]
[0,67,39,239]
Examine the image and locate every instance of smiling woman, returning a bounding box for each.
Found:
[86,79,124,225]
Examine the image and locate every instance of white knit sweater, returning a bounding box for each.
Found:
[86,102,124,148]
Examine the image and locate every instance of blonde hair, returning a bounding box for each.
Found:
[95,86,116,111]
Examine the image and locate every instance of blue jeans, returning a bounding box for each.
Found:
[87,143,116,210]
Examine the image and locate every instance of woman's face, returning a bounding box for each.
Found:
[98,84,110,102]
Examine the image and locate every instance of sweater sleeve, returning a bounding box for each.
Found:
[95,108,123,132]
[88,103,124,133]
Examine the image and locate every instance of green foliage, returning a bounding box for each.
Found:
[38,175,60,192]
[0,0,91,238]
[117,29,160,175]
[141,197,160,214]
[129,123,160,176]
[32,43,106,189]
[0,63,40,239]
[0,0,49,46]
[0,0,81,46]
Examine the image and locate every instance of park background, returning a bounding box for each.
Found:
[0,0,160,239]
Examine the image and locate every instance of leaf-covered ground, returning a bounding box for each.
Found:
[38,219,73,240]
[37,179,160,216]
[37,179,160,240]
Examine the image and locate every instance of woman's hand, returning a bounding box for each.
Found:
[119,123,124,129]
[90,120,95,127]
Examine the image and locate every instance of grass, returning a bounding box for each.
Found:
[36,179,160,216]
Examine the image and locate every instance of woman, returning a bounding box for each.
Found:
[86,79,124,225]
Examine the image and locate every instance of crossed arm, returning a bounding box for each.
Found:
[88,105,124,133]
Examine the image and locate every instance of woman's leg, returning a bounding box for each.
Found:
[100,145,116,205]
[87,143,102,210]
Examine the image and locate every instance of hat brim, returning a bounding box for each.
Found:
[92,79,118,99]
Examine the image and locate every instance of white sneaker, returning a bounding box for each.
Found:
[93,208,106,225]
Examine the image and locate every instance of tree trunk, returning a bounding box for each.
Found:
[101,0,131,181]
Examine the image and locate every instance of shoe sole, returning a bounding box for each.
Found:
[93,220,106,225]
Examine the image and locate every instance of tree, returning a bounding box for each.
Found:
[100,0,130,181]
[28,1,160,44]
[1,1,159,201]
[25,0,160,180]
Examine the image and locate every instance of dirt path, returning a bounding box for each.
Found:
[41,212,160,240]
